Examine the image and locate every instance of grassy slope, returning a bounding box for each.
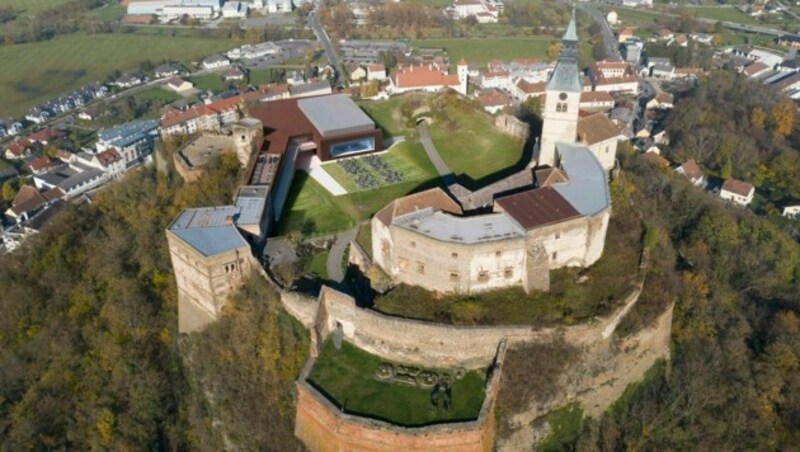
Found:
[360,97,417,138]
[0,33,235,116]
[4,0,71,15]
[308,340,486,426]
[427,109,525,188]
[683,6,760,25]
[277,141,440,236]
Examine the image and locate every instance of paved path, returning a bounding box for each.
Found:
[417,123,456,185]
[327,227,357,283]
[297,153,347,196]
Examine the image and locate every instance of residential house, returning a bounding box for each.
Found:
[258,83,291,102]
[387,63,468,96]
[576,113,625,171]
[78,107,100,121]
[579,91,615,112]
[4,185,64,224]
[96,119,159,168]
[154,63,183,78]
[782,204,800,218]
[202,54,231,70]
[367,63,387,81]
[27,157,56,175]
[674,158,705,187]
[742,61,771,78]
[223,66,247,82]
[25,108,52,124]
[33,162,106,199]
[593,74,639,94]
[448,0,500,23]
[618,27,635,43]
[160,96,244,136]
[0,119,23,137]
[479,69,512,91]
[115,73,145,88]
[646,92,674,109]
[349,65,367,82]
[513,79,545,100]
[167,77,194,93]
[720,178,755,206]
[476,89,512,114]
[778,34,800,49]
[655,28,674,42]
[690,33,714,45]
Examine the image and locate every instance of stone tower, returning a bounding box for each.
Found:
[457,57,469,96]
[538,9,582,168]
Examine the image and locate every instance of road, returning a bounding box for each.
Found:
[579,3,622,61]
[327,227,357,283]
[418,122,456,186]
[307,10,340,83]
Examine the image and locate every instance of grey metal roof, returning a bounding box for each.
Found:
[546,62,583,93]
[168,206,249,257]
[235,185,269,226]
[563,9,578,42]
[97,119,158,148]
[297,94,375,137]
[553,143,610,217]
[289,80,332,96]
[393,208,526,244]
[57,168,103,192]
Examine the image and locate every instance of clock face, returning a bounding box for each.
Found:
[559,92,568,101]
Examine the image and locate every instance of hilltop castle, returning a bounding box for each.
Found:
[371,10,614,294]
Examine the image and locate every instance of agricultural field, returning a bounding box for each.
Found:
[0,33,236,117]
[90,3,127,22]
[682,6,760,25]
[276,141,440,237]
[308,340,487,426]
[410,37,552,68]
[3,0,72,16]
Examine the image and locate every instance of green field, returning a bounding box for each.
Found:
[91,3,127,22]
[411,37,552,68]
[360,96,419,138]
[428,109,525,188]
[308,340,487,426]
[4,0,72,15]
[133,87,182,105]
[277,141,440,237]
[684,6,760,25]
[0,33,235,117]
[190,74,227,93]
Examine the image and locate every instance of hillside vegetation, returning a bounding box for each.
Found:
[0,157,307,450]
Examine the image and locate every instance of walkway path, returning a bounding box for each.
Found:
[417,123,456,185]
[327,227,358,283]
[297,153,348,196]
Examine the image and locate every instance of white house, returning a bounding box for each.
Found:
[349,65,367,82]
[167,77,194,93]
[202,54,231,70]
[674,158,705,187]
[388,62,468,96]
[367,63,387,81]
[221,1,248,18]
[783,204,800,218]
[720,178,755,206]
[579,91,615,111]
[479,70,512,91]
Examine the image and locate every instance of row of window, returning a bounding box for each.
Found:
[555,103,569,113]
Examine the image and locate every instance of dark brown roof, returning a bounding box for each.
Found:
[577,113,622,145]
[642,152,670,167]
[535,167,568,187]
[722,178,754,197]
[495,186,580,230]
[375,187,462,226]
[249,97,316,157]
[12,185,44,208]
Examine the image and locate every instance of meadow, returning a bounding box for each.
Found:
[0,33,235,117]
[4,0,72,15]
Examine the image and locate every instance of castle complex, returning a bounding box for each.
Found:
[372,11,613,294]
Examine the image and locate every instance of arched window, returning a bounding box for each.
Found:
[556,103,563,113]
[562,103,568,113]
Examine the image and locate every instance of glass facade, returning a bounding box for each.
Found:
[330,137,375,157]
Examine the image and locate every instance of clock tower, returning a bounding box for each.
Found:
[538,8,582,168]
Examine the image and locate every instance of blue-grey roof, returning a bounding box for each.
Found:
[97,119,158,148]
[546,62,583,93]
[297,94,374,137]
[553,143,610,217]
[563,9,578,42]
[393,208,526,244]
[235,185,269,226]
[169,206,249,257]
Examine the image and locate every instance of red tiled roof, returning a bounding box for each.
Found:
[28,128,63,144]
[96,148,122,167]
[580,91,614,104]
[477,89,510,107]
[511,57,541,65]
[577,113,623,145]
[391,65,460,89]
[28,157,52,172]
[483,70,509,79]
[160,95,244,128]
[722,178,754,197]
[5,139,32,157]
[516,79,545,94]
[679,158,703,180]
[375,187,462,226]
[368,63,385,72]
[743,61,769,76]
[496,186,580,229]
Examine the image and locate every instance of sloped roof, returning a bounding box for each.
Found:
[495,186,580,229]
[477,89,511,107]
[391,65,460,89]
[679,158,703,180]
[553,143,610,217]
[577,113,623,145]
[580,91,614,104]
[722,178,754,197]
[393,209,526,245]
[168,206,249,257]
[375,187,462,226]
[516,79,546,94]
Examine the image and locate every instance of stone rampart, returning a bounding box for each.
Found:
[495,114,530,141]
[294,341,506,452]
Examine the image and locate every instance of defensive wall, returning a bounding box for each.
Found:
[294,340,506,452]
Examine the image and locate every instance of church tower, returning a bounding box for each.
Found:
[457,57,469,95]
[538,9,582,168]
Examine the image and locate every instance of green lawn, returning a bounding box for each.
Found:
[189,74,228,93]
[91,3,127,22]
[428,109,525,188]
[411,38,553,68]
[603,7,659,27]
[683,6,760,25]
[134,87,182,105]
[321,162,361,192]
[248,69,281,86]
[277,141,441,237]
[359,96,418,138]
[308,340,487,426]
[0,33,235,117]
[303,249,330,279]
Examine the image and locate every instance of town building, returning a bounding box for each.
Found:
[476,89,512,114]
[221,1,248,18]
[367,63,387,81]
[202,54,231,70]
[579,91,615,112]
[447,0,501,23]
[674,158,705,187]
[96,119,159,168]
[783,204,800,218]
[388,61,468,96]
[720,178,755,206]
[167,77,194,93]
[227,42,282,60]
[159,95,245,136]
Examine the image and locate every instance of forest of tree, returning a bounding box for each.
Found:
[0,157,307,449]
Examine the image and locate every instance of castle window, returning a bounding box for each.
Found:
[410,241,416,248]
[449,272,459,282]
[555,232,561,239]
[417,262,425,274]
[504,267,513,279]
[452,252,459,259]
[495,251,502,258]
[552,252,558,261]
[556,103,563,113]
[562,103,568,113]
[478,270,489,282]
